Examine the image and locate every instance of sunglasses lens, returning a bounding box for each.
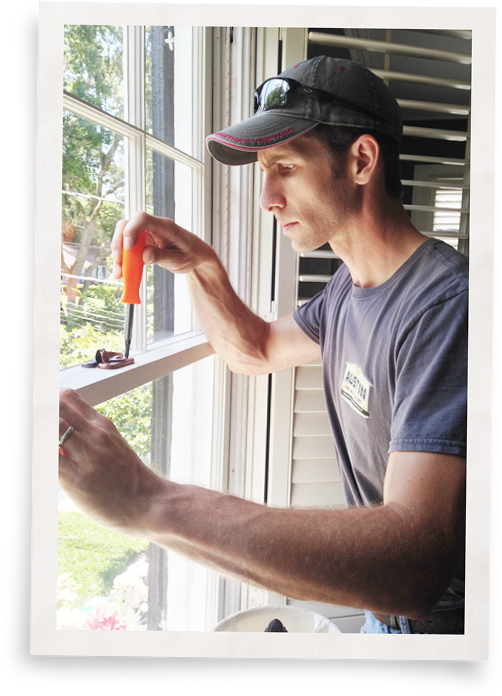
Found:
[255,79,290,112]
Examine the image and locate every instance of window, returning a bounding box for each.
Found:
[58,25,220,632]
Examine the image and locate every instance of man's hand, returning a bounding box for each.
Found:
[111,211,216,279]
[59,389,162,537]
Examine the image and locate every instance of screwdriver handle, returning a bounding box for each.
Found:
[120,230,146,305]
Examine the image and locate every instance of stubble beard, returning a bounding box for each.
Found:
[287,149,356,254]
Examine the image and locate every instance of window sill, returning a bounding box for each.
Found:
[59,332,214,406]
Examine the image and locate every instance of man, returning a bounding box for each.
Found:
[59,56,467,634]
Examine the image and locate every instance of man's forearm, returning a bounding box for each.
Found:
[59,391,463,621]
[145,479,459,619]
[186,253,321,374]
[187,254,271,375]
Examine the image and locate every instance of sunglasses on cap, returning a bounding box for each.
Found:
[253,77,384,122]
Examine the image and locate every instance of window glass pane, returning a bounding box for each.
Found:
[64,25,124,120]
[145,26,194,155]
[145,147,193,343]
[57,356,216,631]
[57,382,153,631]
[60,112,124,368]
[60,112,126,369]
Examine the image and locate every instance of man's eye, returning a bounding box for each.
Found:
[280,164,294,172]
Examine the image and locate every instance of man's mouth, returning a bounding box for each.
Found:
[280,221,298,234]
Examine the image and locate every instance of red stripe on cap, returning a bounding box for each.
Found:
[206,124,318,153]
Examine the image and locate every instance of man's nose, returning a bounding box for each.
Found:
[259,174,286,212]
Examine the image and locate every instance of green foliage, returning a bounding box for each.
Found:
[60,25,154,459]
[57,511,148,603]
[76,282,124,333]
[58,26,156,619]
[95,384,153,461]
[81,282,122,311]
[62,25,126,288]
[64,25,124,113]
[60,310,153,459]
[60,322,124,369]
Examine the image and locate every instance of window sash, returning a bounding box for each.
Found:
[60,25,212,415]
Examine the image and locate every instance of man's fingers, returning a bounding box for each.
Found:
[112,213,176,277]
[142,244,165,265]
[59,417,71,449]
[111,212,207,277]
[60,388,97,420]
[58,416,85,460]
[111,219,128,278]
[59,389,105,444]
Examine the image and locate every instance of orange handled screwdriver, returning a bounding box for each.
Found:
[120,230,146,359]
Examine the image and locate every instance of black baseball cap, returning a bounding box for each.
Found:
[206,55,403,166]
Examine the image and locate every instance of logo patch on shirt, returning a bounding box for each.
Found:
[341,363,371,419]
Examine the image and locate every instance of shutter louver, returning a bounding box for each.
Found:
[290,365,345,509]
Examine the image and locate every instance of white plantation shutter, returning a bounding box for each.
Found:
[434,185,463,234]
[291,364,345,509]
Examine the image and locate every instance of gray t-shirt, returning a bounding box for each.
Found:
[293,238,468,509]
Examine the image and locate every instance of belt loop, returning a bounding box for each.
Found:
[399,616,412,634]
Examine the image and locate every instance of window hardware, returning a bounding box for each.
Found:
[82,349,134,370]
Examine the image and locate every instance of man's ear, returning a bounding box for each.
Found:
[349,134,381,186]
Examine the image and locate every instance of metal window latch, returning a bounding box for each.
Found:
[81,349,134,370]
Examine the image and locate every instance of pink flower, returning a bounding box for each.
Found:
[82,605,127,631]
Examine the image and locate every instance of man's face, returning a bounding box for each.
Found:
[257,134,356,254]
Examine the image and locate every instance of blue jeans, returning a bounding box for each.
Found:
[360,611,413,634]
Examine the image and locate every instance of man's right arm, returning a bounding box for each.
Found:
[111,213,321,375]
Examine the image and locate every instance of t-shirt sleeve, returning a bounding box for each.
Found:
[389,290,468,457]
[293,289,326,345]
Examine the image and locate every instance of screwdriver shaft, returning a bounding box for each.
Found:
[124,304,135,359]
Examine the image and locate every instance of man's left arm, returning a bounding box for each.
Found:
[59,390,465,619]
